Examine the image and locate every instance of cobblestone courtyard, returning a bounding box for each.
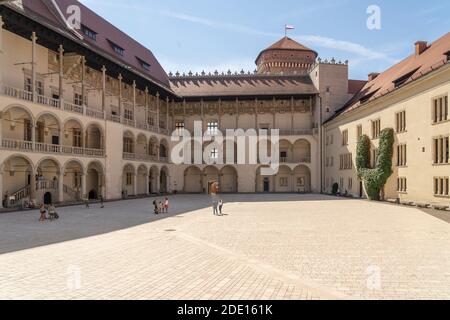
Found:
[0,194,449,300]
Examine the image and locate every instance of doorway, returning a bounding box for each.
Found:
[263,178,270,192]
[44,192,52,205]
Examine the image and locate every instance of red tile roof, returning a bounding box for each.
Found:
[19,0,170,88]
[333,32,450,121]
[348,80,367,95]
[256,37,318,64]
[170,74,318,99]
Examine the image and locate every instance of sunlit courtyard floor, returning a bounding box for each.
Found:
[0,194,449,300]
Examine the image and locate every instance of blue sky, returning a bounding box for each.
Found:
[79,0,450,80]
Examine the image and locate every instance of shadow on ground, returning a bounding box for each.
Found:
[0,194,349,255]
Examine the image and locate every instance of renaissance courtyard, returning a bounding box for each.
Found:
[0,194,449,300]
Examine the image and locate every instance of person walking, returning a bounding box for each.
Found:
[218,200,224,216]
[164,197,169,213]
[39,204,47,222]
[153,199,159,215]
[48,203,59,220]
[99,195,104,208]
[84,197,90,208]
[159,201,164,214]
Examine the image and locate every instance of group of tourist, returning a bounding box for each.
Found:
[39,203,59,222]
[153,197,169,215]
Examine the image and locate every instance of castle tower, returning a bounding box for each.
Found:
[255,37,318,75]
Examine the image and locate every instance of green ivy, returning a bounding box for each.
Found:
[356,128,394,201]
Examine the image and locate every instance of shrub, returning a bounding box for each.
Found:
[356,128,394,201]
[331,183,339,195]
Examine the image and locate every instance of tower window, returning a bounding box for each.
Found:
[81,24,97,41]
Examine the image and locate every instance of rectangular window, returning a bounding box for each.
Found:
[339,153,353,170]
[279,177,288,187]
[396,111,406,133]
[148,116,155,126]
[433,136,450,164]
[126,173,132,186]
[371,148,379,168]
[206,121,219,135]
[348,178,353,190]
[81,24,97,41]
[433,95,448,124]
[397,144,407,167]
[372,119,381,139]
[24,78,32,92]
[434,177,449,197]
[357,125,363,140]
[175,122,185,135]
[124,109,134,121]
[74,93,84,106]
[342,130,348,146]
[397,177,407,192]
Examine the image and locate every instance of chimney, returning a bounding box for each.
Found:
[368,72,380,81]
[415,41,428,56]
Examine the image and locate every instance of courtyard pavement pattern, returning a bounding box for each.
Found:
[0,194,449,300]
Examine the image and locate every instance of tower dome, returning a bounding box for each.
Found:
[255,37,318,75]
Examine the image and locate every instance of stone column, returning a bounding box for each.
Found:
[0,170,3,209]
[0,16,5,90]
[132,80,136,124]
[218,99,222,130]
[58,171,64,203]
[291,97,294,134]
[101,65,106,113]
[58,45,64,107]
[155,173,160,194]
[31,123,36,150]
[81,172,87,200]
[235,98,239,128]
[166,97,170,131]
[145,173,149,195]
[30,169,37,203]
[272,97,276,128]
[156,92,160,131]
[201,99,204,131]
[255,98,258,129]
[118,73,123,119]
[0,111,3,144]
[31,32,37,102]
[81,56,86,114]
[144,87,149,126]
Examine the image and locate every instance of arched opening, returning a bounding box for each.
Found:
[159,166,169,193]
[87,161,104,200]
[274,165,292,193]
[278,140,293,163]
[35,113,61,148]
[123,131,135,154]
[1,106,33,144]
[122,164,135,197]
[183,166,202,193]
[220,166,238,193]
[149,166,159,194]
[203,166,219,194]
[63,160,83,202]
[1,155,33,207]
[137,165,147,195]
[36,158,61,204]
[85,124,103,149]
[63,119,83,148]
[148,137,158,159]
[293,165,311,193]
[293,139,311,163]
[136,134,148,156]
[159,139,169,162]
[256,166,273,193]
